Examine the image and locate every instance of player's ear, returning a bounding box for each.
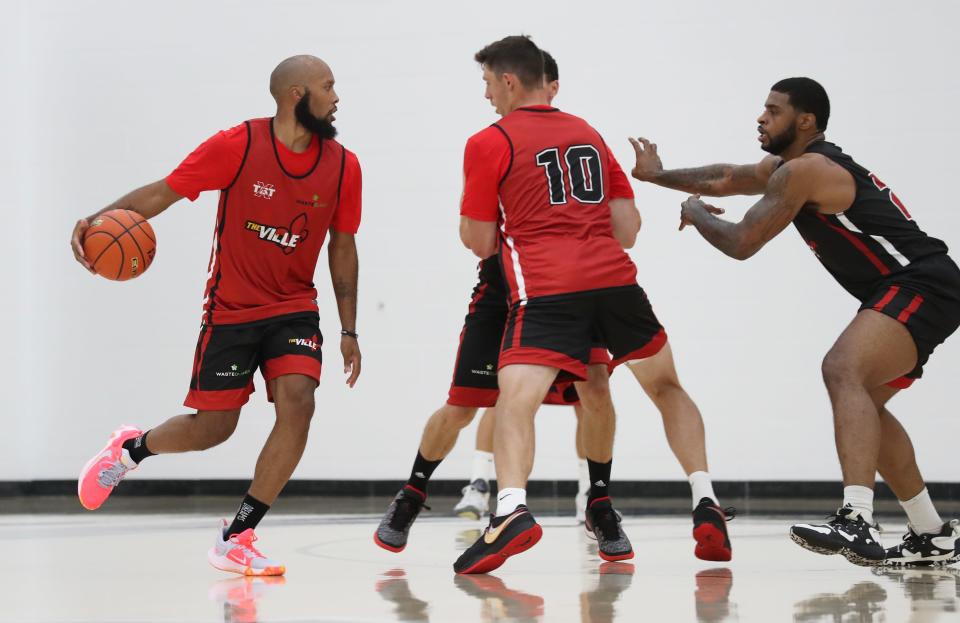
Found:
[798,112,816,131]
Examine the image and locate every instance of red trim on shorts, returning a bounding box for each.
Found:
[887,376,916,389]
[511,304,527,349]
[191,326,215,391]
[816,213,891,276]
[468,283,489,315]
[261,354,322,383]
[184,383,254,410]
[498,346,587,381]
[447,386,499,408]
[589,347,611,365]
[608,328,668,371]
[897,294,924,323]
[543,382,579,406]
[872,286,900,313]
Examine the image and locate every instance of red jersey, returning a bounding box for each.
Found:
[460,106,637,303]
[166,118,362,324]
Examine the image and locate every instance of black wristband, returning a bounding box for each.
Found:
[340,329,359,339]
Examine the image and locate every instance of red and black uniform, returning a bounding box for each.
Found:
[793,140,960,386]
[460,106,665,381]
[166,118,362,409]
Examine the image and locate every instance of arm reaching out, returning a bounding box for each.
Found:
[679,160,810,260]
[70,179,183,273]
[629,137,780,197]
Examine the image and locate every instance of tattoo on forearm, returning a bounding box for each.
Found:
[657,164,734,193]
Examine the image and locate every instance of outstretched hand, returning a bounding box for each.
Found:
[680,195,725,231]
[71,217,95,273]
[628,137,663,181]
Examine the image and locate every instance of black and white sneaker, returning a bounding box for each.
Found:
[790,505,885,566]
[373,485,429,553]
[585,498,634,562]
[883,520,960,567]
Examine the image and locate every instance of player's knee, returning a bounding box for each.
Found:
[193,411,239,449]
[821,350,859,389]
[440,405,476,429]
[279,392,316,426]
[643,376,684,403]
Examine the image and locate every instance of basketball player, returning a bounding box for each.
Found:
[631,77,960,567]
[374,51,625,553]
[454,36,731,574]
[69,55,362,576]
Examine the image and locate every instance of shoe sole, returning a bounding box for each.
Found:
[455,507,483,520]
[789,531,881,567]
[882,555,960,568]
[456,524,543,575]
[373,531,405,553]
[694,523,732,562]
[599,548,634,562]
[77,425,141,511]
[207,549,285,577]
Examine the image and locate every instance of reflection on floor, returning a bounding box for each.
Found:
[3,512,958,622]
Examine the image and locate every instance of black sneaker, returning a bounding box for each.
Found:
[374,485,428,552]
[453,505,542,574]
[790,505,885,566]
[692,497,735,562]
[883,520,960,567]
[585,498,634,562]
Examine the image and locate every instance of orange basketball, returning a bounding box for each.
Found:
[82,209,157,281]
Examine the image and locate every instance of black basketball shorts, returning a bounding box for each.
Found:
[185,312,323,410]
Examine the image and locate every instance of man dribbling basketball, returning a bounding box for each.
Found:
[69,55,362,576]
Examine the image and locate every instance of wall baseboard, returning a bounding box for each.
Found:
[2,479,957,499]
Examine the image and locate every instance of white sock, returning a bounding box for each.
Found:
[688,471,718,509]
[470,450,494,483]
[577,459,590,495]
[495,487,526,516]
[900,488,943,535]
[843,485,875,525]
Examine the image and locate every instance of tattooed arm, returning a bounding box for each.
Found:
[70,180,183,272]
[629,137,780,197]
[679,160,811,260]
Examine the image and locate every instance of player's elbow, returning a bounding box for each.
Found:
[470,238,497,259]
[730,238,761,261]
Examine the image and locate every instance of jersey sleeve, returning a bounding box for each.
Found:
[331,149,362,234]
[606,144,635,200]
[460,126,512,222]
[165,123,249,201]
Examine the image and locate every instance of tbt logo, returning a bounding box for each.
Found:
[253,181,276,199]
[245,213,309,255]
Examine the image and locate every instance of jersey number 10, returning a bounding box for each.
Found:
[535,145,605,205]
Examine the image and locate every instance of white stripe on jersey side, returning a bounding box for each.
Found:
[835,212,910,267]
[499,201,528,305]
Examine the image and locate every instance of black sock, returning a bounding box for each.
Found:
[225,494,270,538]
[406,451,442,494]
[121,430,156,464]
[587,458,612,505]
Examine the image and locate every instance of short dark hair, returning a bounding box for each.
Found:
[771,77,830,131]
[543,50,558,83]
[474,35,544,90]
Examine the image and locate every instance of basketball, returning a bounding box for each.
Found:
[82,209,157,281]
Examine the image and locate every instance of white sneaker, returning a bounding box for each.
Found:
[207,519,285,576]
[575,488,588,524]
[453,479,490,520]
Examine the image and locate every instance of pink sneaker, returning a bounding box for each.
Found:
[77,425,142,510]
[208,520,286,577]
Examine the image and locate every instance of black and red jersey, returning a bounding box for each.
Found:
[793,141,949,301]
[166,118,362,325]
[460,106,637,304]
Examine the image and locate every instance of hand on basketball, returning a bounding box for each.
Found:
[341,335,361,387]
[680,195,725,231]
[628,137,663,181]
[71,217,95,273]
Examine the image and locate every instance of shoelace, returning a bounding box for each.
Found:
[97,460,130,488]
[722,506,737,521]
[593,508,623,541]
[390,495,429,530]
[230,532,265,560]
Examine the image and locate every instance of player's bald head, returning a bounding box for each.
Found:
[269,55,331,101]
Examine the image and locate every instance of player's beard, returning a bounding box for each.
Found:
[761,123,796,155]
[295,91,338,140]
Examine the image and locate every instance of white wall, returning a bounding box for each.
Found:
[2,0,958,483]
